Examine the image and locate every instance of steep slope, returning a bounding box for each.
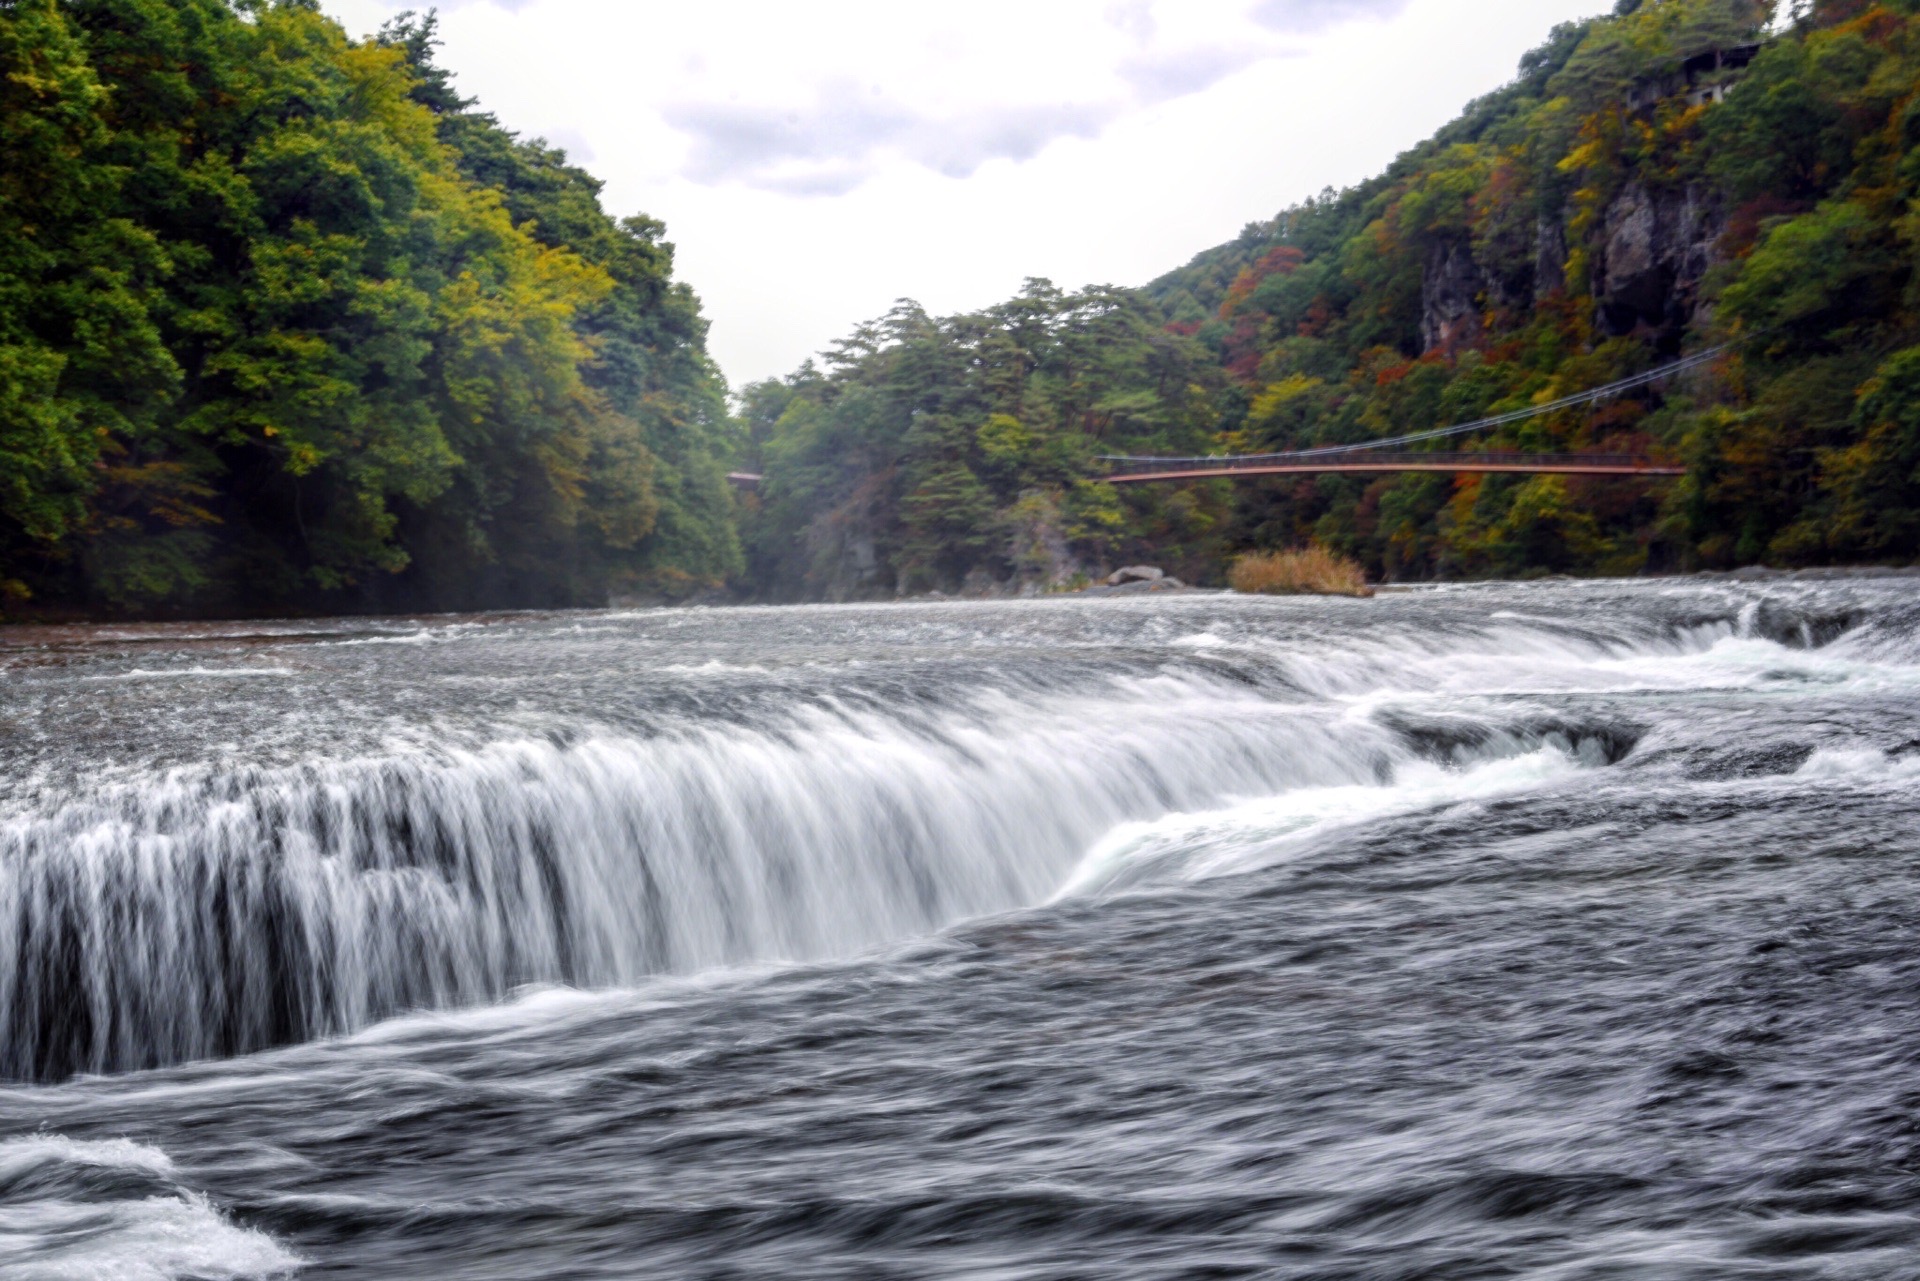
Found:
[747,0,1920,594]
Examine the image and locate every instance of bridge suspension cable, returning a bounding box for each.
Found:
[1097,342,1728,469]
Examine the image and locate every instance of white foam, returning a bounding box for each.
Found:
[344,982,618,1046]
[86,668,296,682]
[1172,619,1732,703]
[0,1137,299,1281]
[318,625,479,648]
[1294,632,1920,728]
[654,660,773,675]
[0,1137,175,1182]
[0,1193,300,1280]
[1057,745,1592,898]
[1795,747,1920,783]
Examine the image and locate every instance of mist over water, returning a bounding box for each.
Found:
[5,579,1920,1278]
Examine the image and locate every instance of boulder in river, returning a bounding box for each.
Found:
[1108,566,1165,586]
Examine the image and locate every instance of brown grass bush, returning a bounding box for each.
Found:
[1227,547,1372,597]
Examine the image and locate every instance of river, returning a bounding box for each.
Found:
[2,577,1918,1278]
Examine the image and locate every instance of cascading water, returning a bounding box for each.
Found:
[2,679,1401,1078]
[0,586,1894,1083]
[6,577,1920,1280]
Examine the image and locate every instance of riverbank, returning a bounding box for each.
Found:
[6,563,1917,628]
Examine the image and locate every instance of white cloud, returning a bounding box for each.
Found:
[639,2,1290,196]
[1118,44,1279,101]
[661,84,1125,195]
[1249,0,1415,32]
[321,0,1608,384]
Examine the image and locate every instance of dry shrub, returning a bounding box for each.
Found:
[1228,547,1372,597]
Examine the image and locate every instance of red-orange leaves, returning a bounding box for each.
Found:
[1220,246,1305,320]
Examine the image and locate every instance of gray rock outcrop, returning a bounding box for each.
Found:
[1421,240,1486,354]
[1415,181,1724,356]
[1108,565,1165,586]
[1534,213,1568,300]
[1590,181,1724,340]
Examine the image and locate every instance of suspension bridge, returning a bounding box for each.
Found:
[1095,344,1718,485]
[1101,450,1684,483]
[727,451,1684,489]
[726,344,1719,491]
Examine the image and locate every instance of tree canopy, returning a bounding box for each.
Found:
[0,0,738,615]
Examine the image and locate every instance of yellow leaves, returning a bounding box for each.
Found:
[249,227,367,309]
[1250,374,1323,424]
[1559,140,1605,175]
[1374,142,1497,248]
[337,41,440,156]
[976,413,1032,466]
[286,442,323,476]
[1064,479,1125,538]
[1447,474,1484,528]
[431,196,611,441]
[1498,475,1607,559]
[0,0,748,605]
[1561,100,1628,181]
[1213,429,1253,456]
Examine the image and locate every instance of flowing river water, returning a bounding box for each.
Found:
[3,577,1920,1278]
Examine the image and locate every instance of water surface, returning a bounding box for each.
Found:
[3,579,1919,1278]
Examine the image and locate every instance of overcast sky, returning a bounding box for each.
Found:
[319,0,1608,387]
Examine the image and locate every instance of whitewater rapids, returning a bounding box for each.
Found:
[3,577,1919,1278]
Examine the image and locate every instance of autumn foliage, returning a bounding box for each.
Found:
[12,0,1920,612]
[748,0,1920,595]
[1228,548,1372,598]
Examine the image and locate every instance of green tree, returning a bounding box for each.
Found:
[0,0,179,601]
[0,0,733,616]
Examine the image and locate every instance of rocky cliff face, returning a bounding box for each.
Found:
[1418,180,1723,356]
[1421,240,1486,354]
[1590,181,1724,343]
[1534,213,1568,301]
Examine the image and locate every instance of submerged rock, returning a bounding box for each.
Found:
[1076,577,1197,597]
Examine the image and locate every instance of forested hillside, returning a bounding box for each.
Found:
[9,0,1919,615]
[0,1,737,617]
[742,0,1920,598]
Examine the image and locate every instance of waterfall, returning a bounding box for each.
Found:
[0,678,1391,1080]
[0,590,1869,1083]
